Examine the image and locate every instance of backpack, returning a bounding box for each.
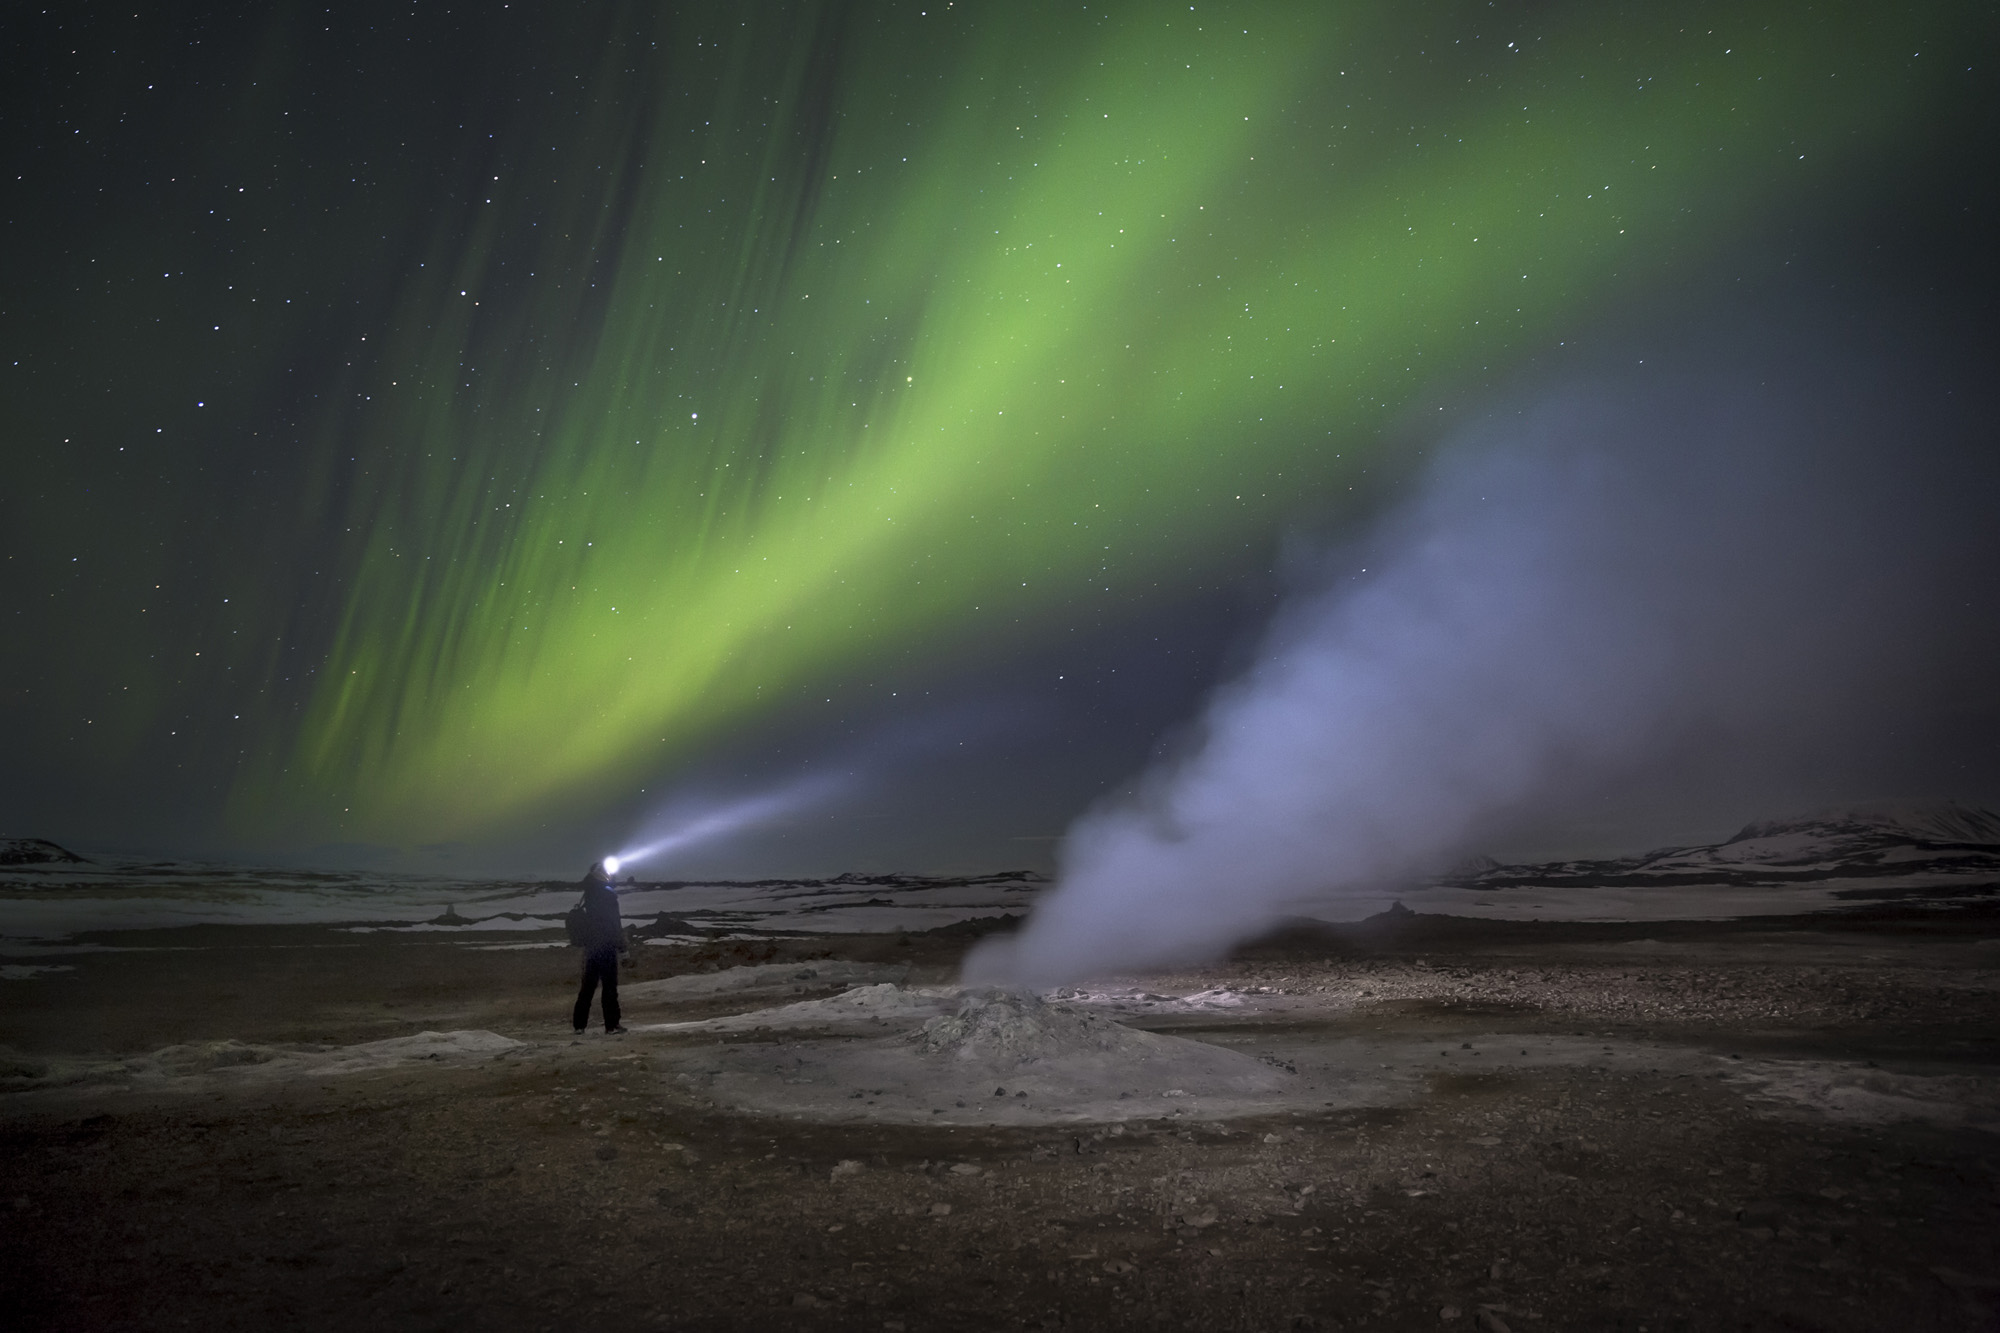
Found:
[563,894,590,947]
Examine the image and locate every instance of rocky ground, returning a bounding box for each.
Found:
[2,910,1998,1331]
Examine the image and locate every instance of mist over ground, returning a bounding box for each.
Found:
[968,340,2000,985]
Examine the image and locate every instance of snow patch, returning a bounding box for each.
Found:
[0,964,74,981]
[1725,1059,2000,1132]
[0,1029,525,1091]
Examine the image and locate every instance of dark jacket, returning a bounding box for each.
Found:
[578,879,624,952]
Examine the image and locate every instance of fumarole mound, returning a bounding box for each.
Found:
[903,988,1300,1107]
[911,988,1203,1067]
[658,988,1302,1125]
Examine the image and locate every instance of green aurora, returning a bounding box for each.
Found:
[245,1,1976,842]
[10,2,1981,852]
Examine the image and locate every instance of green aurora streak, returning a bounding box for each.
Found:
[218,1,1965,844]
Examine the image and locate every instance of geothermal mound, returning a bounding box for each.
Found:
[909,988,1234,1071]
[637,982,955,1036]
[621,961,911,1006]
[658,988,1300,1124]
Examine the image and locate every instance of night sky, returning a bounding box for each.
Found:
[6,1,1996,877]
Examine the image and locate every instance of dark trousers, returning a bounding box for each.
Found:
[573,947,620,1031]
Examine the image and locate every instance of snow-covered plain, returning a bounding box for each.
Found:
[0,856,1042,943]
[1387,805,2000,921]
[1,805,1993,946]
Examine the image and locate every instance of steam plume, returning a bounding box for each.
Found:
[966,365,1998,985]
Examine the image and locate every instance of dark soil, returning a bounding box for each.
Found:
[2,916,1997,1331]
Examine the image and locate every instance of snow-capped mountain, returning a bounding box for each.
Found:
[0,839,86,867]
[1447,802,2000,890]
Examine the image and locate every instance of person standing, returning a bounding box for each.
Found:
[571,858,628,1034]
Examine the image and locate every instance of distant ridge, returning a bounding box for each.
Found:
[0,838,86,867]
[1726,801,2000,848]
[1442,801,2000,891]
